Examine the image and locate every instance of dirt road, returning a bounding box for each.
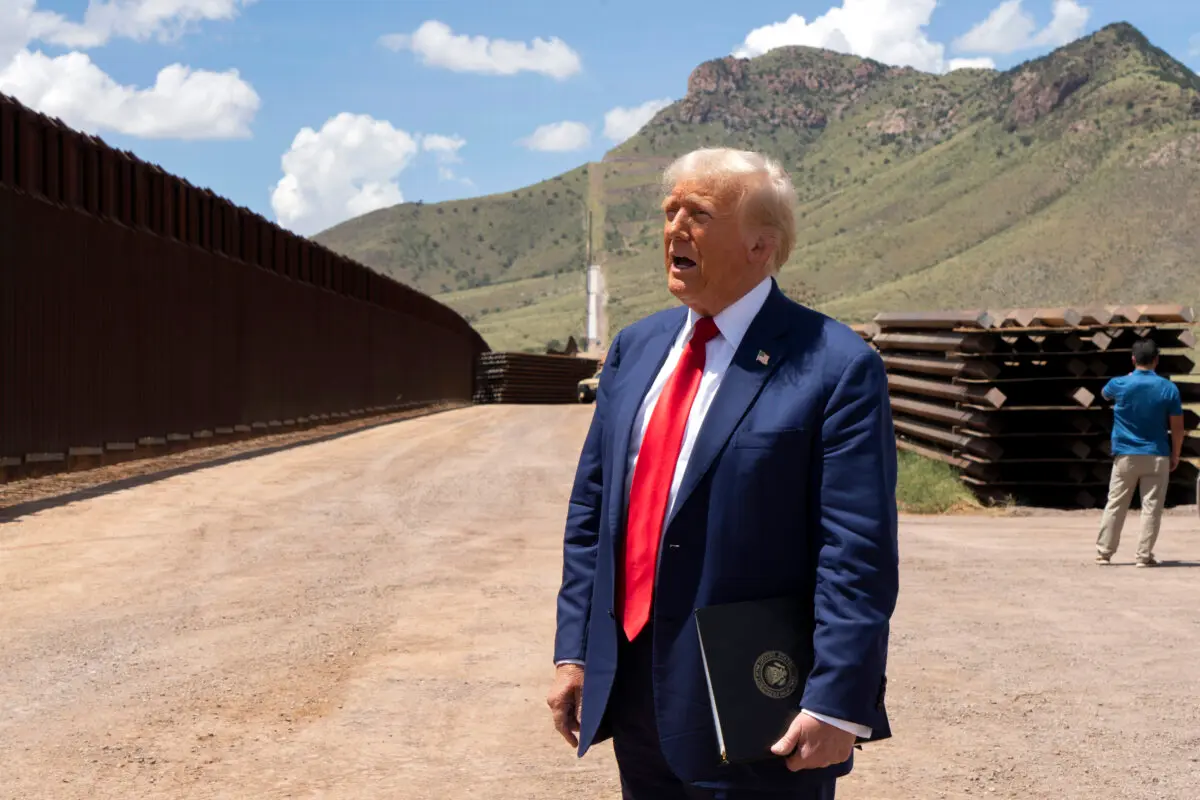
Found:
[2,406,1197,799]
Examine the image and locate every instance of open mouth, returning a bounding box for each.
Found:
[672,256,697,269]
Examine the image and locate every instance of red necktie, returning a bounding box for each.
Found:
[622,316,720,641]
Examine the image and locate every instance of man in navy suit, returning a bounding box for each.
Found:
[547,147,899,799]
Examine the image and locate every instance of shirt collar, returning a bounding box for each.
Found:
[683,275,774,351]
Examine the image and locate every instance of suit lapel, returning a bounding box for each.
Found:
[670,284,792,521]
[607,310,687,538]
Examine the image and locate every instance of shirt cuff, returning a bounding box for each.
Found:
[555,659,585,667]
[801,709,872,740]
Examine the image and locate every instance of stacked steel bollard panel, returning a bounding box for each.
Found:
[473,353,600,404]
[865,306,1200,509]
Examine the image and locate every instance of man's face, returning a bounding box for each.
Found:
[661,178,768,317]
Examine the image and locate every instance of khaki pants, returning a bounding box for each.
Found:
[1096,455,1169,563]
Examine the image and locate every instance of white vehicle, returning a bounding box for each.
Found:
[577,367,601,404]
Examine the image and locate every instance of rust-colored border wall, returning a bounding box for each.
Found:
[0,92,488,462]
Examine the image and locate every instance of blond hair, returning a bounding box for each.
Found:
[661,147,797,271]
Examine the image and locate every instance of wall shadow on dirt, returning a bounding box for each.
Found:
[0,406,460,525]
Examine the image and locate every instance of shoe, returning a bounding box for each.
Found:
[1095,554,1111,565]
[1135,557,1158,568]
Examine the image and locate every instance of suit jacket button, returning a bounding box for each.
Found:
[608,608,616,619]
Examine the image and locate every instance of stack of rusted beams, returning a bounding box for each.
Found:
[851,323,879,344]
[474,352,600,404]
[873,305,1200,508]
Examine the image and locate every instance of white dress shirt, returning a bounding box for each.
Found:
[623,275,773,528]
[561,276,872,740]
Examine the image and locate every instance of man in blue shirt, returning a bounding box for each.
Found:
[1095,339,1185,567]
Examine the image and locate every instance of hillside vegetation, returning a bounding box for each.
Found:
[315,23,1200,353]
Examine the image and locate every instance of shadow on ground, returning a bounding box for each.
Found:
[0,407,456,525]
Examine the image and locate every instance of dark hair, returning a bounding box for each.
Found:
[1131,339,1159,367]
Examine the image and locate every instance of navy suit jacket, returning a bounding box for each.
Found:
[553,281,899,792]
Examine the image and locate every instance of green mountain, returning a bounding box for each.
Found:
[314,23,1200,353]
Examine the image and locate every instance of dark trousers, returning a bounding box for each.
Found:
[608,626,835,800]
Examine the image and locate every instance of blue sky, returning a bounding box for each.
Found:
[2,1,1198,235]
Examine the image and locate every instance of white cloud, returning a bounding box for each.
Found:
[953,0,1035,54]
[603,98,673,143]
[948,56,997,71]
[436,164,475,188]
[33,0,249,49]
[0,0,259,140]
[953,0,1090,55]
[1031,0,1090,47]
[0,50,258,138]
[732,0,1088,74]
[733,0,950,73]
[380,20,581,79]
[271,112,422,235]
[518,120,592,152]
[421,134,475,186]
[1,0,52,65]
[422,133,466,161]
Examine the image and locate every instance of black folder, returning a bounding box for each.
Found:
[694,595,814,765]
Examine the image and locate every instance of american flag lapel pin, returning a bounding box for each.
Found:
[756,350,770,366]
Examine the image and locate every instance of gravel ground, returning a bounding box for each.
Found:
[1,405,1197,799]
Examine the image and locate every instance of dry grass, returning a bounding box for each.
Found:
[895,450,984,514]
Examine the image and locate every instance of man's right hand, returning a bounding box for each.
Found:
[547,664,585,747]
[1171,454,1180,472]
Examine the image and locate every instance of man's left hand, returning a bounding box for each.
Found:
[770,714,856,772]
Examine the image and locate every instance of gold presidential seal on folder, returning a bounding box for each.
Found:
[753,650,799,699]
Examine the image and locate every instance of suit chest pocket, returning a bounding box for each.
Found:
[720,427,813,539]
[728,427,813,491]
[732,427,810,451]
